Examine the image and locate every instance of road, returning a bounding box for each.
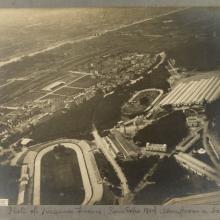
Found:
[164,191,220,205]
[78,140,104,204]
[92,127,130,197]
[134,162,159,194]
[0,80,13,88]
[174,153,220,185]
[203,122,220,169]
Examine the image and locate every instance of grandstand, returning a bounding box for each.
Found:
[17,164,29,205]
[159,77,220,108]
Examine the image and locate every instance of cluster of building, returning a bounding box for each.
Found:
[64,86,97,108]
[0,77,99,145]
[0,52,159,152]
[77,52,156,94]
[0,138,32,165]
[159,77,220,108]
[0,100,52,144]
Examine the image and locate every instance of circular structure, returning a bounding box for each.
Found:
[197,148,206,155]
[21,139,103,205]
[122,89,163,117]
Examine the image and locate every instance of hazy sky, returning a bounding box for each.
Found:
[0,0,220,8]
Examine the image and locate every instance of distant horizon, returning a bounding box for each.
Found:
[0,0,220,8]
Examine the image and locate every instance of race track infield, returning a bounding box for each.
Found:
[40,146,85,205]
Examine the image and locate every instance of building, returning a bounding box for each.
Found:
[0,199,8,206]
[42,81,65,91]
[186,116,200,128]
[159,77,220,109]
[145,143,167,152]
[103,136,125,160]
[176,133,200,152]
[104,129,139,160]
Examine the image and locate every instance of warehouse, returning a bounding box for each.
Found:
[159,77,220,108]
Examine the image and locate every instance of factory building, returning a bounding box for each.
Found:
[159,77,220,108]
[104,129,139,160]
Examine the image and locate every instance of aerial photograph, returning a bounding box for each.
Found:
[0,6,220,205]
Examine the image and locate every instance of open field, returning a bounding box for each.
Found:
[0,8,174,62]
[0,71,93,107]
[1,8,220,108]
[40,147,84,205]
[55,87,84,96]
[69,75,100,88]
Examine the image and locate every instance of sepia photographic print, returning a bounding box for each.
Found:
[0,1,220,218]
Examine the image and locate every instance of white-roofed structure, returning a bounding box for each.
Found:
[159,77,220,108]
[196,77,218,102]
[188,79,210,104]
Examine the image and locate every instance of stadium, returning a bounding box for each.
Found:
[17,139,103,205]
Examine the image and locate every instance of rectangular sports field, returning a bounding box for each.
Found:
[40,148,85,205]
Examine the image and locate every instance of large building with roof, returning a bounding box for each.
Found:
[159,77,220,108]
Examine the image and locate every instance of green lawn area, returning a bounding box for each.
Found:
[122,90,160,116]
[40,146,85,204]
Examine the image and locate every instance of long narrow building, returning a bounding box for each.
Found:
[185,79,207,104]
[159,76,220,108]
[203,80,220,102]
[189,79,212,103]
[160,83,185,105]
[176,81,197,105]
[197,77,218,102]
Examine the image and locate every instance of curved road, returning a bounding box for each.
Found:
[92,127,130,197]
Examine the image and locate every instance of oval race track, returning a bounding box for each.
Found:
[32,139,103,205]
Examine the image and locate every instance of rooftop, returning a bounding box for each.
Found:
[159,76,220,107]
